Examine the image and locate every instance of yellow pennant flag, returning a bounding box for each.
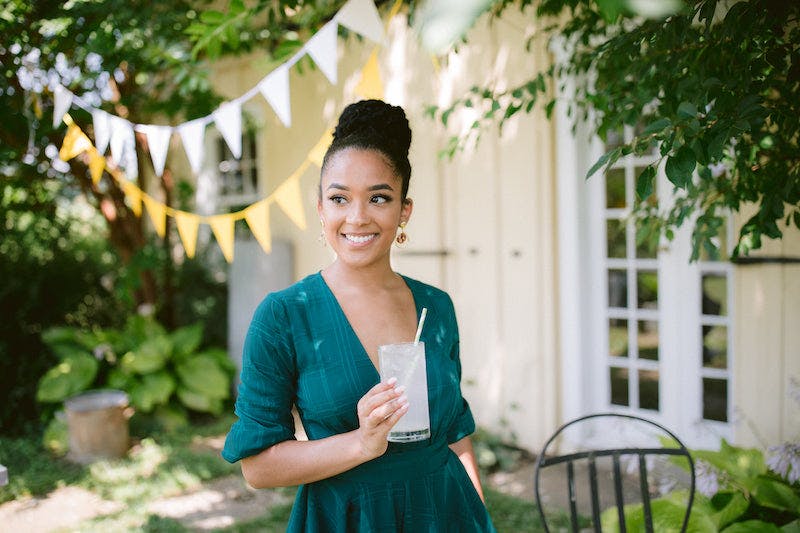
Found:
[120,180,143,217]
[174,211,201,259]
[245,200,272,254]
[142,195,167,238]
[209,214,236,263]
[308,128,334,167]
[59,124,92,161]
[274,173,307,230]
[354,49,384,99]
[88,148,106,184]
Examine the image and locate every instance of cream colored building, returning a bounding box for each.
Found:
[204,10,799,454]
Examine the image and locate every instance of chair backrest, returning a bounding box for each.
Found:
[534,413,695,533]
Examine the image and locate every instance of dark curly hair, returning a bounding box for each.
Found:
[320,99,412,199]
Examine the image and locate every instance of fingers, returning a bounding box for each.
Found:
[357,379,408,427]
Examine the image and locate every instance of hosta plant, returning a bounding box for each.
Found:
[37,314,235,429]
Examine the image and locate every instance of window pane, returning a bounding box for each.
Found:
[635,219,658,259]
[610,367,629,406]
[606,168,626,209]
[702,274,727,316]
[606,219,626,258]
[638,320,659,361]
[699,218,729,261]
[702,325,728,369]
[608,269,628,308]
[638,369,659,411]
[637,270,658,309]
[703,378,728,422]
[609,319,628,358]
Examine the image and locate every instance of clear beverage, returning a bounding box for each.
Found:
[378,341,431,442]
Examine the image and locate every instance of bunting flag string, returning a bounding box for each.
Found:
[55,0,398,263]
[51,0,386,179]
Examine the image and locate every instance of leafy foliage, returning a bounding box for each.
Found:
[36,315,236,436]
[1,0,235,435]
[605,439,800,530]
[426,0,800,258]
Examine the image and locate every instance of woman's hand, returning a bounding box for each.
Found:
[355,378,409,459]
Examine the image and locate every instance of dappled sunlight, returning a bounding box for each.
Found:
[146,476,293,531]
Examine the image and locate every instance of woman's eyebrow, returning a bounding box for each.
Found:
[326,183,395,191]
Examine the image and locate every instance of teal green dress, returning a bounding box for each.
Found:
[222,272,496,532]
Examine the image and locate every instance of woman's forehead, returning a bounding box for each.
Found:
[321,147,401,186]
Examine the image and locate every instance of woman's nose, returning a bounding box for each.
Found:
[346,201,370,224]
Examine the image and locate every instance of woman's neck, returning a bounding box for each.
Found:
[322,260,401,291]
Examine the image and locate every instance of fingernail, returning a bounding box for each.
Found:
[395,385,406,395]
[398,395,408,404]
[387,377,398,386]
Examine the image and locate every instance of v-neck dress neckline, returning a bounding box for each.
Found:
[315,271,422,378]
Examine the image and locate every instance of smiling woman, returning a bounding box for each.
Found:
[221,99,497,532]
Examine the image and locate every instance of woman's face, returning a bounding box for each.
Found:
[317,148,412,270]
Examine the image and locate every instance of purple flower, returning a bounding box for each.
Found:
[767,442,800,484]
[694,460,719,497]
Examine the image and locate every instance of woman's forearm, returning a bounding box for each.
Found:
[449,436,485,502]
[241,430,374,488]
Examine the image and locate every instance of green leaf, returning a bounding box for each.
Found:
[129,371,176,412]
[677,101,698,119]
[637,166,656,199]
[752,476,800,512]
[171,323,203,361]
[587,147,621,179]
[36,354,99,403]
[723,521,782,533]
[121,335,172,374]
[107,368,131,390]
[176,354,230,399]
[793,211,800,230]
[176,386,213,413]
[601,497,715,532]
[47,343,92,362]
[712,492,749,529]
[199,10,224,24]
[642,117,671,136]
[665,146,695,188]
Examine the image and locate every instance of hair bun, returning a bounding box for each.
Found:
[333,99,411,157]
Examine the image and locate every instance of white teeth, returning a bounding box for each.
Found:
[345,234,376,244]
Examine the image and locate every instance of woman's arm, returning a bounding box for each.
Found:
[241,380,408,488]
[449,436,485,502]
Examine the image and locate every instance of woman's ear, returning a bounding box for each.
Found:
[401,197,413,223]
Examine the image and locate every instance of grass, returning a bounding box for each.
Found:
[1,417,554,532]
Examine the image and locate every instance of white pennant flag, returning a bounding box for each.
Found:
[305,21,339,84]
[177,118,206,174]
[335,0,385,44]
[140,124,173,177]
[53,85,74,128]
[212,101,242,159]
[109,115,136,176]
[257,65,292,127]
[92,109,111,155]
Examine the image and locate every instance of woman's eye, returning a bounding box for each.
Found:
[371,195,391,204]
[329,195,347,204]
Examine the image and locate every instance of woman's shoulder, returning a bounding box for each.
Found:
[252,272,323,319]
[400,275,454,309]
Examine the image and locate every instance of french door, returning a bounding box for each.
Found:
[558,118,734,449]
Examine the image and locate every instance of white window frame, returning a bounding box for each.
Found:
[555,83,734,449]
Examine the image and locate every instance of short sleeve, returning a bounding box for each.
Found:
[443,296,476,444]
[222,294,297,463]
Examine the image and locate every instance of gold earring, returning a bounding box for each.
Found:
[395,222,408,245]
[319,219,326,247]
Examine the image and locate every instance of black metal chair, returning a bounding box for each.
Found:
[534,413,695,532]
